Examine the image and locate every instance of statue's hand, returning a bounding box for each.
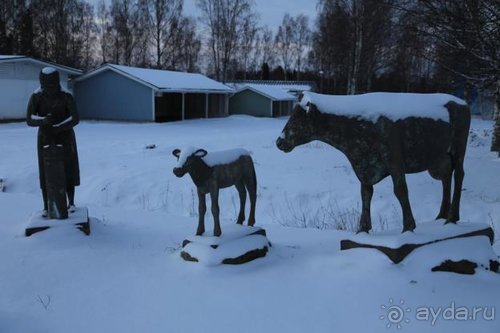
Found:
[42,114,53,125]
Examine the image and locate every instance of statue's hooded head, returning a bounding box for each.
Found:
[39,67,60,95]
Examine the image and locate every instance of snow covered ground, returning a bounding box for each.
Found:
[0,115,499,332]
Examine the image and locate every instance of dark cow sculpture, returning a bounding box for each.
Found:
[172,147,257,237]
[276,93,470,233]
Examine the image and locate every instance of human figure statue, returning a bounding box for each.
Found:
[26,67,80,218]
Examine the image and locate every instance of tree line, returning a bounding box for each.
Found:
[0,0,498,153]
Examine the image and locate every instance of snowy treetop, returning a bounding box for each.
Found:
[176,146,250,168]
[299,92,467,123]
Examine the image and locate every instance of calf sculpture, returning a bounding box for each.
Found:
[172,147,257,237]
[276,92,471,233]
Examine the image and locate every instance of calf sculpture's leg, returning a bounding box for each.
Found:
[235,181,246,224]
[391,173,416,232]
[358,183,373,233]
[210,187,222,237]
[197,189,206,236]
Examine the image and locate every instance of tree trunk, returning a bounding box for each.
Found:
[491,80,500,156]
[347,0,363,95]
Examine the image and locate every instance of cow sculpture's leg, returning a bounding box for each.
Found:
[210,187,222,237]
[437,175,452,220]
[358,183,373,233]
[429,157,452,220]
[391,173,416,232]
[246,174,257,227]
[196,189,206,236]
[448,159,465,223]
[235,181,246,224]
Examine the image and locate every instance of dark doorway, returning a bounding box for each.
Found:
[185,93,205,119]
[155,93,182,122]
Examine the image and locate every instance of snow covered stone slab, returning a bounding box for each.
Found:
[406,236,499,275]
[25,207,90,237]
[340,221,494,265]
[181,225,270,265]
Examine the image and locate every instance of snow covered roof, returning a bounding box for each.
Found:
[75,64,233,94]
[236,84,296,101]
[0,55,82,75]
[227,80,315,94]
[300,92,467,123]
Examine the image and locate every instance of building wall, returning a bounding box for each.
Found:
[0,61,71,120]
[229,90,271,117]
[74,70,153,121]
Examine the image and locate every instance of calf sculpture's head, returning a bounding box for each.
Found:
[276,104,318,152]
[172,147,208,178]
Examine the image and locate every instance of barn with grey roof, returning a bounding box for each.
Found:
[73,64,233,122]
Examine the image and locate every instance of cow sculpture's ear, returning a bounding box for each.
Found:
[172,149,181,158]
[194,149,208,157]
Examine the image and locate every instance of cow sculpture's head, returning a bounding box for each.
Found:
[276,104,319,153]
[172,147,208,178]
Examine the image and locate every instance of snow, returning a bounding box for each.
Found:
[182,225,269,266]
[0,115,499,333]
[53,116,73,128]
[346,220,491,248]
[176,146,250,168]
[237,84,296,101]
[227,82,313,95]
[0,55,24,60]
[30,114,46,120]
[404,236,497,272]
[41,67,56,75]
[80,64,233,93]
[203,148,250,167]
[27,207,88,230]
[300,92,467,123]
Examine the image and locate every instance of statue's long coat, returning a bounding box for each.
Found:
[26,90,80,189]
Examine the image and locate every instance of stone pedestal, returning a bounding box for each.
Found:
[181,225,271,265]
[340,221,498,274]
[25,207,90,237]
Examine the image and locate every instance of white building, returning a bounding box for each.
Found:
[0,55,82,120]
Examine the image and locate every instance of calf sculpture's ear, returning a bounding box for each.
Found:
[194,149,208,157]
[172,149,181,158]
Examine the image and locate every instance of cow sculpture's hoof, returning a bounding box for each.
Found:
[180,225,271,265]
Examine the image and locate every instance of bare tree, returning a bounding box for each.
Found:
[197,0,256,81]
[275,13,295,80]
[238,14,258,79]
[146,0,183,68]
[292,14,311,80]
[397,0,500,154]
[105,0,146,65]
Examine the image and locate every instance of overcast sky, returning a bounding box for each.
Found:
[184,0,317,31]
[90,0,318,32]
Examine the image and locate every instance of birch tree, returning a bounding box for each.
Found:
[197,0,256,81]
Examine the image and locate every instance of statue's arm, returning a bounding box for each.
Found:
[53,94,80,132]
[26,94,48,127]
